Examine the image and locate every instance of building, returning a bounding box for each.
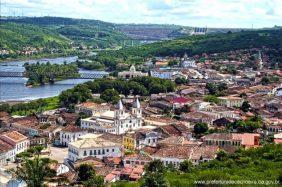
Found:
[150,69,186,80]
[75,102,110,116]
[191,27,207,35]
[81,99,143,135]
[123,129,158,150]
[0,131,29,154]
[181,53,197,68]
[68,134,123,162]
[218,96,244,107]
[118,65,148,79]
[0,140,15,165]
[201,133,260,149]
[60,125,88,146]
[151,145,217,166]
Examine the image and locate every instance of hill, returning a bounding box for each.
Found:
[0,22,72,60]
[1,17,129,49]
[116,24,192,41]
[100,29,282,58]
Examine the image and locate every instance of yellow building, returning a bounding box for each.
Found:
[123,132,136,150]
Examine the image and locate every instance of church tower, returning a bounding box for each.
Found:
[132,98,142,118]
[115,100,124,119]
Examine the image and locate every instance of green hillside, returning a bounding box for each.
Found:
[101,29,282,58]
[2,17,129,49]
[0,22,70,51]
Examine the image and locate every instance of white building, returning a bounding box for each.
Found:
[59,125,88,147]
[81,99,143,135]
[68,134,123,162]
[0,131,29,155]
[0,140,16,165]
[181,53,197,68]
[118,65,148,79]
[75,102,110,116]
[50,163,70,176]
[150,69,186,80]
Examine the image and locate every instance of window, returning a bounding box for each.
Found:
[102,149,105,154]
[94,150,96,155]
[98,150,101,155]
[107,149,109,152]
[90,150,93,155]
[112,149,115,152]
[84,151,87,156]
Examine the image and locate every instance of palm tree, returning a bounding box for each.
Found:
[15,156,56,187]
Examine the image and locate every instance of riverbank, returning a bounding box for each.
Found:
[0,51,79,63]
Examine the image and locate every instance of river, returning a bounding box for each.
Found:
[0,56,106,102]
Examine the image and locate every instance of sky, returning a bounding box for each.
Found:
[1,0,282,28]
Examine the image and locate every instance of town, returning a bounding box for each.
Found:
[0,45,281,186]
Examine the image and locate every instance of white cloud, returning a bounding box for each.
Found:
[2,0,282,28]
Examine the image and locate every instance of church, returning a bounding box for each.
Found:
[181,53,197,68]
[118,65,148,79]
[81,98,143,134]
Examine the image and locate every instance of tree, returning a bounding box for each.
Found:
[146,160,165,173]
[83,175,104,187]
[261,76,270,85]
[142,172,168,187]
[179,160,194,173]
[77,164,95,181]
[100,89,120,104]
[168,59,179,67]
[241,101,251,112]
[16,156,56,187]
[203,95,219,104]
[175,77,188,85]
[206,83,218,95]
[194,122,208,135]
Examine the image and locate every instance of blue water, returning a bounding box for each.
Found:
[0,56,105,102]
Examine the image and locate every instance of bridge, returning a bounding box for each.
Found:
[0,71,109,79]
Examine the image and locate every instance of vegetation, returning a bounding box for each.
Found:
[15,156,56,187]
[24,62,79,86]
[0,22,72,60]
[205,82,228,95]
[77,164,104,187]
[228,115,263,132]
[241,101,251,112]
[114,144,282,186]
[59,77,175,108]
[0,97,59,116]
[203,95,220,104]
[193,122,209,135]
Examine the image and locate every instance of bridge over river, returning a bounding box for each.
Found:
[0,71,109,79]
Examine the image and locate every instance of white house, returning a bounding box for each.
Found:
[81,99,143,135]
[50,163,70,176]
[0,131,29,155]
[181,53,197,68]
[68,134,123,162]
[0,140,16,165]
[151,146,218,166]
[60,125,88,147]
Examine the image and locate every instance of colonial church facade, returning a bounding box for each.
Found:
[81,99,143,134]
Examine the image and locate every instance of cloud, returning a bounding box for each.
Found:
[1,0,282,28]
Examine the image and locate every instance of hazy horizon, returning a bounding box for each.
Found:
[1,0,282,29]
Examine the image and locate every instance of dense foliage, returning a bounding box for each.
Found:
[25,62,79,86]
[16,156,57,187]
[59,77,175,108]
[0,22,71,60]
[2,17,128,50]
[0,97,59,116]
[113,144,282,187]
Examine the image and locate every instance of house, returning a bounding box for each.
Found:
[49,163,70,176]
[151,145,217,166]
[81,99,143,135]
[60,125,88,147]
[274,133,282,144]
[163,96,194,109]
[201,133,260,149]
[218,96,244,107]
[0,131,29,154]
[157,136,200,148]
[181,53,197,68]
[68,134,123,162]
[120,165,144,181]
[0,140,15,165]
[118,65,148,79]
[154,124,191,139]
[123,129,158,150]
[123,153,153,166]
[75,102,110,116]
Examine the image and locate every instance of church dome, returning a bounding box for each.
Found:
[129,65,136,72]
